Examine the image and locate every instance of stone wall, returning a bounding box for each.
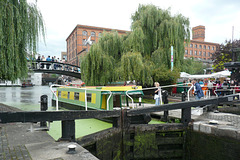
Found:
[186,130,240,160]
[79,123,185,160]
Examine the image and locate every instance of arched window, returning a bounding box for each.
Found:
[91,31,96,36]
[82,30,88,36]
[98,32,102,37]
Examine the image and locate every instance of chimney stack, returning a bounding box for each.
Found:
[192,25,205,41]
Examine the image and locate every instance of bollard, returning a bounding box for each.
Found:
[40,95,48,127]
[181,91,186,102]
[139,97,142,106]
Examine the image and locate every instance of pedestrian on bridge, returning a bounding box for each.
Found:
[46,56,51,69]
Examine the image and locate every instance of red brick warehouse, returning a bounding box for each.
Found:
[66,24,129,66]
[184,25,219,60]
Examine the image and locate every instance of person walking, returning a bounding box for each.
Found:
[154,82,161,105]
[193,79,204,100]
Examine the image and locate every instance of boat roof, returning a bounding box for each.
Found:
[59,85,144,95]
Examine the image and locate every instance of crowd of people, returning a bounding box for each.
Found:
[186,78,240,99]
[36,55,66,70]
[153,78,239,105]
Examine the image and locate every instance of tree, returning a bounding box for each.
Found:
[212,40,240,71]
[130,5,190,68]
[0,0,45,81]
[181,58,210,74]
[81,31,121,86]
[81,4,190,86]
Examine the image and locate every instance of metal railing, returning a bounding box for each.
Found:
[125,83,194,108]
[28,60,81,73]
[50,84,112,111]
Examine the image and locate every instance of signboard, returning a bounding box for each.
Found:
[171,46,173,71]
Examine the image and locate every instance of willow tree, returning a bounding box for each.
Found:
[0,0,45,81]
[81,31,123,86]
[130,4,190,69]
[81,4,190,86]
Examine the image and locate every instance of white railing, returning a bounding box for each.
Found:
[125,83,194,107]
[50,84,112,111]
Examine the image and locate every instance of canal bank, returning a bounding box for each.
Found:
[0,103,98,160]
[1,86,240,159]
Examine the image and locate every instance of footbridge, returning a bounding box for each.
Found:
[28,60,81,79]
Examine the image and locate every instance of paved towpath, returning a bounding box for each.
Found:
[0,103,98,160]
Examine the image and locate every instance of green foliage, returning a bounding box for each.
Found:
[81,32,123,86]
[181,58,210,74]
[152,65,180,86]
[0,0,45,81]
[81,4,190,86]
[212,40,240,71]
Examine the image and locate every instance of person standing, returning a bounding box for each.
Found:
[46,56,51,69]
[193,79,204,100]
[207,80,213,96]
[154,82,161,105]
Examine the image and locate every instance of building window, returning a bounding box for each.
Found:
[195,44,197,48]
[190,50,193,55]
[212,46,214,50]
[204,45,206,49]
[91,31,96,36]
[82,30,88,36]
[87,93,92,102]
[195,51,197,55]
[98,32,102,37]
[199,45,202,49]
[208,46,210,50]
[190,44,193,48]
[74,92,79,100]
[185,50,188,55]
[199,51,202,56]
[203,52,206,56]
[208,52,210,56]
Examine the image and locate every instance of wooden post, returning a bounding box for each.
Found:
[181,108,191,126]
[60,120,75,141]
[163,111,169,122]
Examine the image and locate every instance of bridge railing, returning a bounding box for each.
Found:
[28,60,81,73]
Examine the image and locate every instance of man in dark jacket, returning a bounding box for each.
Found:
[193,79,204,100]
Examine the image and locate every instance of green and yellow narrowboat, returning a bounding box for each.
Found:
[52,85,144,110]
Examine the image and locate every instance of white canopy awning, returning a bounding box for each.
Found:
[180,70,231,79]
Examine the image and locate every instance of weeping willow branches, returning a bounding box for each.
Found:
[0,0,45,81]
[81,4,190,86]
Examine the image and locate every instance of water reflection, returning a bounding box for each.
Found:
[0,86,54,111]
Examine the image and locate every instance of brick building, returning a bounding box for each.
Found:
[67,25,218,66]
[66,24,129,66]
[184,25,219,61]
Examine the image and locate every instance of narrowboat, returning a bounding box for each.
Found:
[52,85,151,124]
[52,85,143,110]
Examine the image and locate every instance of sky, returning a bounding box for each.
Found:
[28,0,240,58]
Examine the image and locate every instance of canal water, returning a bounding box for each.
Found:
[0,86,112,140]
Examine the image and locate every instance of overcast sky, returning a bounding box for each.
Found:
[29,0,240,58]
